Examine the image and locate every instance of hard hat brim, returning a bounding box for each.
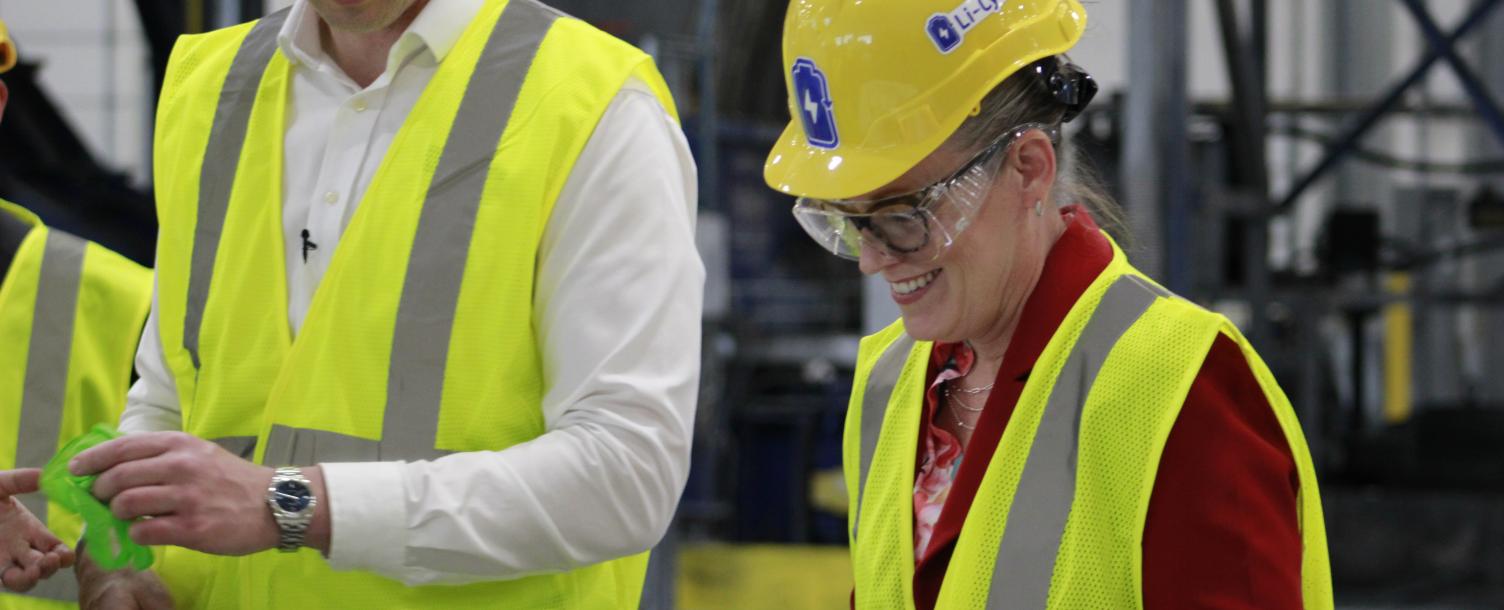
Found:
[764,121,928,201]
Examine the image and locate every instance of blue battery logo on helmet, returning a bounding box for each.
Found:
[791,58,840,150]
[927,15,963,53]
[927,0,1005,54]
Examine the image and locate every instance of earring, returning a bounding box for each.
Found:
[1034,200,1045,216]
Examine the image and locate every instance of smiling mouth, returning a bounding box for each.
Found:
[891,269,941,296]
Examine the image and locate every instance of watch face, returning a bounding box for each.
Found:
[273,480,312,513]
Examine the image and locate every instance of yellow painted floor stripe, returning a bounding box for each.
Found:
[677,544,852,610]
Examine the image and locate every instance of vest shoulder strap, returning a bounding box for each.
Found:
[847,325,917,543]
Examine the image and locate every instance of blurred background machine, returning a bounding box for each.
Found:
[2,0,1503,607]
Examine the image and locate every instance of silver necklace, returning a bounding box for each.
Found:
[943,358,993,430]
[944,385,987,412]
[944,402,980,432]
[948,379,995,395]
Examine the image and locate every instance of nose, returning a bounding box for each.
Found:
[857,239,898,275]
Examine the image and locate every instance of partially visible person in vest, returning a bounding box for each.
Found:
[764,1,1333,608]
[0,16,155,608]
[65,0,703,608]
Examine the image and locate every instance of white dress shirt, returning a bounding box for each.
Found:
[122,0,703,585]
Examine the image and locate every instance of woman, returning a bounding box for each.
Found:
[762,1,1333,608]
[0,469,73,593]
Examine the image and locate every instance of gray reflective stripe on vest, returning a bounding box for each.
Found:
[851,333,916,542]
[14,230,86,602]
[263,0,561,465]
[183,7,290,369]
[210,435,258,460]
[985,275,1163,609]
[264,425,388,464]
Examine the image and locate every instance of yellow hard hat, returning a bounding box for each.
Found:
[0,19,15,74]
[764,0,1088,200]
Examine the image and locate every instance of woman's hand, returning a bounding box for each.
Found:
[0,468,76,592]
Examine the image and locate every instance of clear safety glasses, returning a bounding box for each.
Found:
[791,124,1057,263]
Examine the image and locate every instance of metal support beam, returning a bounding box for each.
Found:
[1215,0,1270,193]
[1212,1,1275,346]
[1123,0,1190,287]
[695,0,721,213]
[1250,0,1268,82]
[133,0,186,105]
[214,0,238,27]
[1399,0,1504,149]
[1475,0,1504,407]
[1277,0,1504,212]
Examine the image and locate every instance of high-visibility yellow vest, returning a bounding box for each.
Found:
[149,0,679,607]
[845,239,1334,610]
[0,200,152,609]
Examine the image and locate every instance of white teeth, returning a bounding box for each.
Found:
[891,270,940,296]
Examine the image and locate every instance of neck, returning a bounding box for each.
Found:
[0,210,32,280]
[318,0,429,89]
[965,211,1069,369]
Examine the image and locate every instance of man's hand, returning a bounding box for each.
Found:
[75,548,173,610]
[70,432,279,556]
[0,468,75,592]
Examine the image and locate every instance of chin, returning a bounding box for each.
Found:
[314,0,405,33]
[895,287,959,340]
[898,312,952,343]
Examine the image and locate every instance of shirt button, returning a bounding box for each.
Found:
[352,99,368,112]
[323,191,339,205]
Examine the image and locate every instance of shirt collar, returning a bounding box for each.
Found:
[277,0,485,73]
[401,0,485,63]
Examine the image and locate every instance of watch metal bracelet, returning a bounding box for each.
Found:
[268,466,316,553]
[278,521,309,553]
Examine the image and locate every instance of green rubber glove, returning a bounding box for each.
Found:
[40,424,154,571]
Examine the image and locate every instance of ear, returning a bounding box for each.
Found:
[1006,130,1057,205]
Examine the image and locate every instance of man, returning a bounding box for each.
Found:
[0,16,155,608]
[71,0,702,607]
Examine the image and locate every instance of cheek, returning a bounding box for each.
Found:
[943,227,1021,316]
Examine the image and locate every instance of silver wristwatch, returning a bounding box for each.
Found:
[266,467,317,552]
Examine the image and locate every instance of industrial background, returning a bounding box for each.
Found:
[2,0,1503,607]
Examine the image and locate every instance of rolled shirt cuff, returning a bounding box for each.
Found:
[320,461,408,574]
